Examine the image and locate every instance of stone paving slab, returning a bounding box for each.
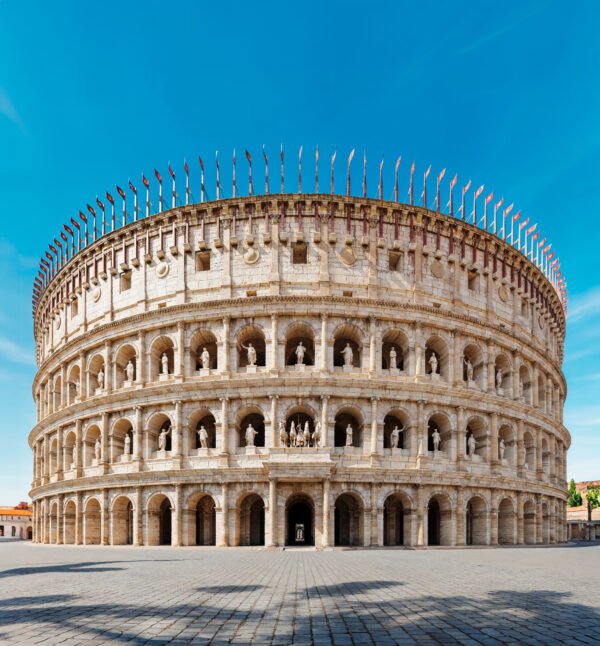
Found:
[0,542,598,645]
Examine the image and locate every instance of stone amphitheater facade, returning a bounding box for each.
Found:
[29,192,569,547]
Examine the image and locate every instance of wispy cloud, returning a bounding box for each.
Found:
[568,286,600,323]
[0,87,24,130]
[0,337,35,366]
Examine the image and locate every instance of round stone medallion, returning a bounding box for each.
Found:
[92,287,102,302]
[244,248,260,264]
[339,247,357,266]
[498,285,509,302]
[156,261,169,278]
[431,260,445,279]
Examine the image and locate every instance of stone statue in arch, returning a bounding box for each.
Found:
[432,428,441,452]
[279,421,287,447]
[125,360,135,382]
[241,342,257,366]
[289,421,297,447]
[303,421,311,447]
[97,367,104,389]
[161,352,169,375]
[499,438,505,460]
[496,367,503,390]
[389,347,397,370]
[464,357,474,382]
[245,423,258,447]
[345,423,353,446]
[313,421,322,448]
[158,426,171,451]
[341,343,354,367]
[428,351,438,375]
[390,425,401,449]
[295,341,306,365]
[200,347,211,370]
[94,437,101,461]
[197,425,208,449]
[467,433,477,456]
[124,434,131,455]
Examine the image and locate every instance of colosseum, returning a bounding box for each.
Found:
[29,152,569,548]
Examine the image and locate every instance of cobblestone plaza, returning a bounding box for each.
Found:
[1,542,598,645]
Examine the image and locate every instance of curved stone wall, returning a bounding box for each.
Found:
[29,195,569,547]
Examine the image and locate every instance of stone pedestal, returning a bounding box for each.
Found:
[342,365,354,373]
[245,446,257,455]
[92,459,99,467]
[198,368,211,377]
[496,387,504,396]
[389,368,399,376]
[430,373,440,381]
[197,448,209,457]
[119,454,131,463]
[94,388,104,396]
[159,373,171,382]
[246,365,257,374]
[155,449,169,459]
[467,379,477,389]
[294,364,306,372]
[123,380,134,389]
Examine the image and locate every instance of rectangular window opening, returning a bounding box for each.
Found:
[120,271,132,292]
[292,242,308,264]
[195,250,211,272]
[468,270,478,292]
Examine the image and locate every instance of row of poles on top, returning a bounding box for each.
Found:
[33,146,566,313]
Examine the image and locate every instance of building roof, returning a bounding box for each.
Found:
[0,505,32,517]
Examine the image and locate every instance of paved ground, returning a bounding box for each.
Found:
[0,541,599,645]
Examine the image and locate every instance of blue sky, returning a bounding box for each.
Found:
[1,1,598,501]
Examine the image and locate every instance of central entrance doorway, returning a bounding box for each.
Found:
[286,496,314,546]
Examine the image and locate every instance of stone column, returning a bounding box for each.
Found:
[270,314,278,372]
[536,429,544,480]
[104,340,113,394]
[268,478,277,547]
[219,397,230,455]
[137,330,145,386]
[456,406,465,469]
[56,427,63,479]
[219,483,229,547]
[453,331,462,386]
[321,395,330,447]
[370,397,379,455]
[512,351,520,401]
[370,482,380,546]
[487,341,495,392]
[75,419,82,476]
[455,487,465,546]
[531,362,539,408]
[101,488,109,545]
[57,493,64,544]
[135,486,143,546]
[416,484,425,546]
[222,317,230,374]
[416,400,425,457]
[75,491,83,545]
[322,479,331,547]
[79,351,87,400]
[414,322,424,377]
[101,412,109,469]
[517,419,525,477]
[173,400,183,457]
[490,412,499,468]
[319,313,328,371]
[490,490,498,545]
[517,493,524,544]
[270,395,278,448]
[176,321,185,378]
[173,484,183,546]
[134,406,143,461]
[536,495,543,544]
[369,317,376,375]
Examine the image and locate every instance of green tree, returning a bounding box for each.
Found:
[567,479,582,507]
[586,486,600,529]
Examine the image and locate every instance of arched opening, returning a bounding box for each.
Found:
[63,500,76,544]
[498,425,516,466]
[112,496,134,545]
[524,500,536,544]
[334,493,364,546]
[88,353,105,394]
[239,494,265,546]
[283,407,316,447]
[238,410,266,448]
[494,353,512,395]
[523,431,536,472]
[427,494,452,546]
[190,329,218,371]
[465,496,488,545]
[542,503,550,544]
[381,329,408,371]
[334,408,363,448]
[193,495,216,546]
[67,365,81,405]
[465,416,488,461]
[383,493,408,546]
[49,438,58,475]
[149,335,175,381]
[27,526,32,540]
[63,431,76,471]
[284,322,315,367]
[84,498,101,545]
[519,365,532,404]
[383,411,409,450]
[462,343,484,388]
[83,424,102,466]
[53,375,62,411]
[286,495,314,546]
[542,437,550,477]
[237,325,266,369]
[147,413,173,455]
[111,418,134,462]
[427,413,452,454]
[114,343,137,389]
[333,323,363,368]
[189,410,217,451]
[425,335,448,378]
[48,502,58,543]
[147,494,173,546]
[498,498,516,544]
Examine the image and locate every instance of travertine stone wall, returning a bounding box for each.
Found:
[29,195,569,547]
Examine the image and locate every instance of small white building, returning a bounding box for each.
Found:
[0,503,33,540]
